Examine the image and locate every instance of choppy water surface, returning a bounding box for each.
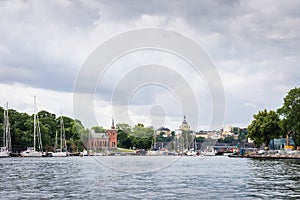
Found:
[0,156,300,199]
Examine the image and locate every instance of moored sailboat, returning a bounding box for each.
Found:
[52,114,67,157]
[0,102,11,157]
[20,96,43,157]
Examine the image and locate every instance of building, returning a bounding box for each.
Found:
[86,130,109,150]
[106,118,117,149]
[221,125,234,139]
[175,115,192,138]
[180,115,190,131]
[84,118,117,150]
[156,127,171,137]
[194,131,209,139]
[194,130,222,139]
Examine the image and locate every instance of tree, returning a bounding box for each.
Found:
[91,126,106,133]
[117,130,132,148]
[38,110,57,149]
[116,123,132,148]
[238,128,248,142]
[0,106,85,152]
[277,87,300,147]
[130,124,153,149]
[248,109,282,148]
[116,123,131,134]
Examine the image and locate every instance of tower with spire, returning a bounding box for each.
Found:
[106,117,117,149]
[111,117,115,129]
[180,115,190,131]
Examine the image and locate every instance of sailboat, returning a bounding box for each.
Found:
[147,128,159,156]
[20,96,43,157]
[52,114,67,157]
[0,102,11,157]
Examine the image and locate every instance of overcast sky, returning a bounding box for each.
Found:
[0,0,299,130]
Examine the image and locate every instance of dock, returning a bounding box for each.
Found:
[229,150,300,159]
[247,154,300,159]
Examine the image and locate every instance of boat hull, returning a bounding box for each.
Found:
[20,150,42,157]
[51,152,67,157]
[0,151,10,157]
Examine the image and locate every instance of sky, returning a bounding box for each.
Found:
[0,0,299,131]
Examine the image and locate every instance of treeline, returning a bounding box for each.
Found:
[0,107,86,152]
[248,87,300,148]
[116,123,154,149]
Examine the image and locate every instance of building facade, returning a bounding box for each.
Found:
[180,115,190,131]
[107,119,117,148]
[156,127,171,137]
[84,119,117,150]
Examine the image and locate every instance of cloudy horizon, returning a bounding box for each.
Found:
[0,0,299,131]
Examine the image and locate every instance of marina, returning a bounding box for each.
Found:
[0,1,300,199]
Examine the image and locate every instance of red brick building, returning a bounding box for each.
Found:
[107,118,117,149]
[85,119,117,150]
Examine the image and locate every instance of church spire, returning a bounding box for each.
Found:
[111,117,115,129]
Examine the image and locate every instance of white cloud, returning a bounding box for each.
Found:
[0,0,299,130]
[0,82,73,118]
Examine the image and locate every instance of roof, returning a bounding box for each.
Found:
[89,130,108,139]
[157,127,170,131]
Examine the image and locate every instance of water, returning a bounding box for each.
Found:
[1,156,300,199]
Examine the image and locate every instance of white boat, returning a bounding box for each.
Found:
[186,150,197,156]
[147,150,161,156]
[52,114,68,157]
[52,151,67,157]
[0,147,10,157]
[80,150,88,156]
[0,102,11,157]
[202,149,217,156]
[20,97,43,157]
[20,147,43,157]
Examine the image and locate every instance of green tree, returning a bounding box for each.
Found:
[116,123,131,134]
[116,123,132,149]
[0,106,85,152]
[117,130,132,148]
[277,87,300,147]
[8,109,31,150]
[132,124,153,138]
[130,124,153,149]
[38,110,57,150]
[248,109,282,148]
[238,128,248,142]
[69,119,86,152]
[196,137,205,143]
[91,126,106,133]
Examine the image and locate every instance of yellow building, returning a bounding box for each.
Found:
[156,127,171,137]
[180,115,190,131]
[221,125,234,139]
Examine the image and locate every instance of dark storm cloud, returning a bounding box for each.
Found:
[0,0,101,92]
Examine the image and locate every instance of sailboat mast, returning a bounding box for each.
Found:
[152,128,156,151]
[62,118,66,151]
[54,130,57,152]
[60,115,63,151]
[5,102,9,149]
[3,104,5,147]
[33,96,36,151]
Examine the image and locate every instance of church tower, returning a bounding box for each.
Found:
[180,115,190,131]
[106,118,117,149]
